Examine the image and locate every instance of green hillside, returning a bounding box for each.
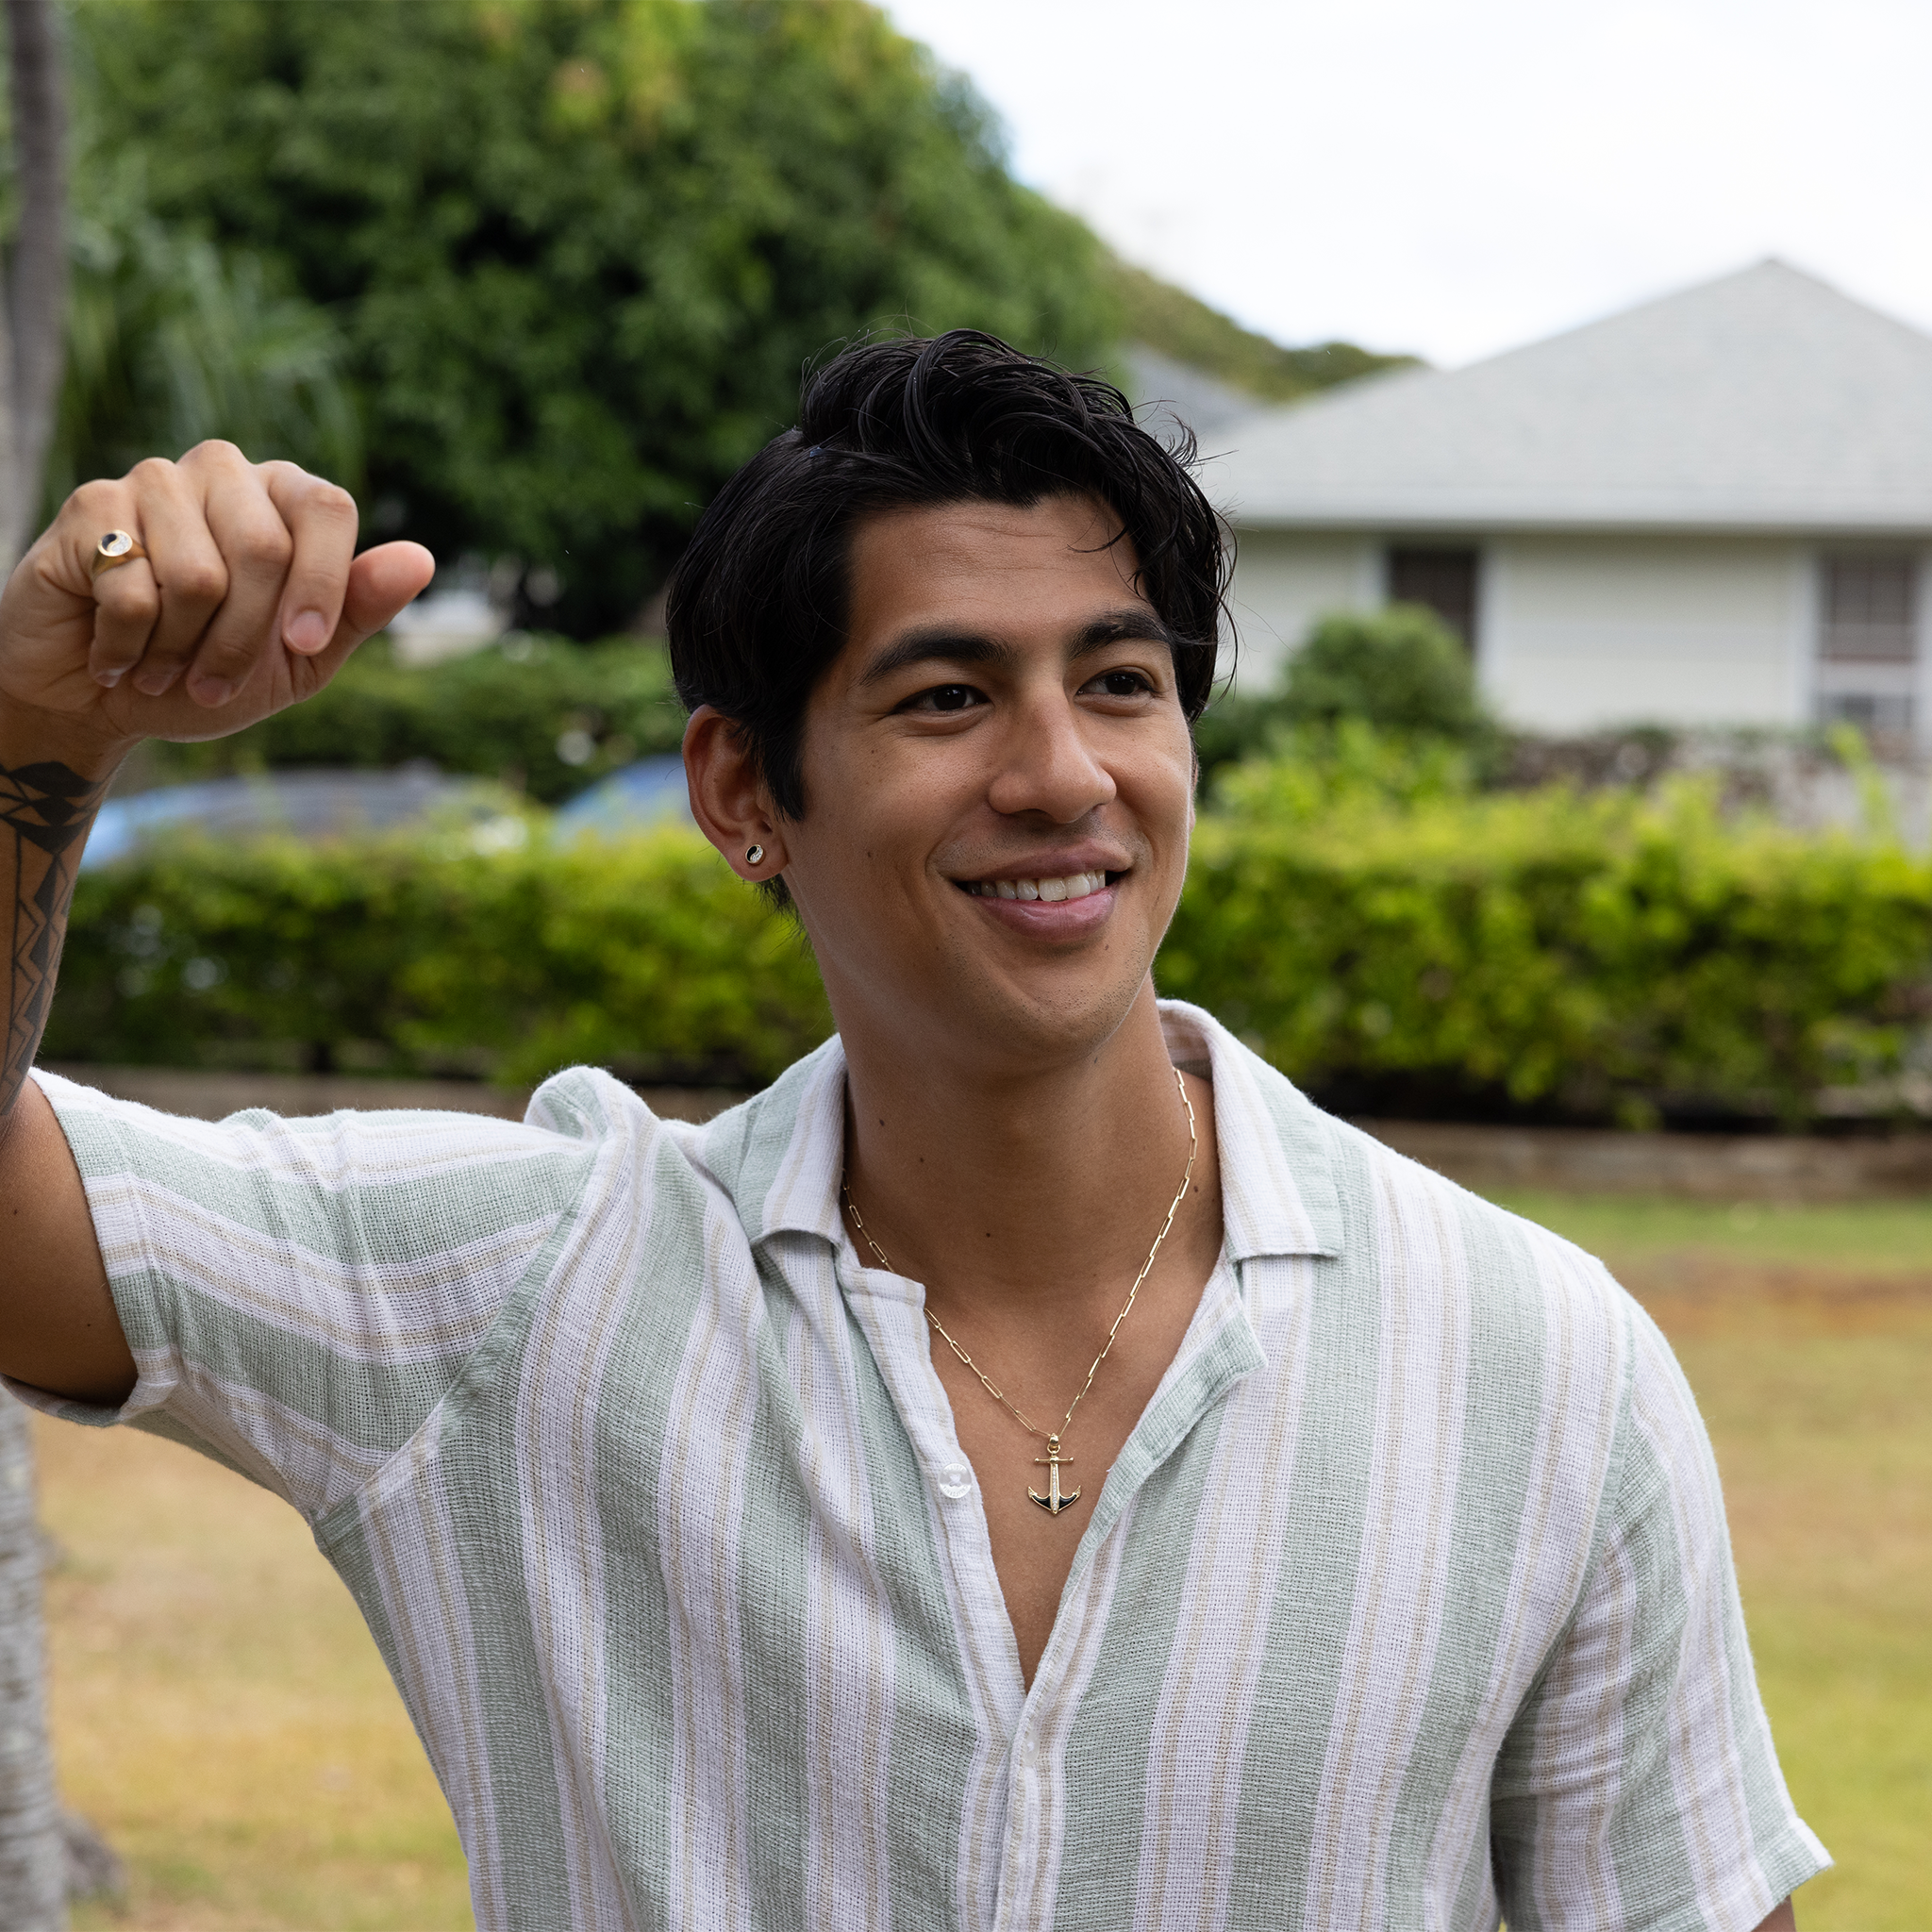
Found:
[1111,258,1420,403]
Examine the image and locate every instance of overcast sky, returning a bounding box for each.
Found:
[882,0,1932,370]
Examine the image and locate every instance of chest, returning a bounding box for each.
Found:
[338,1221,1610,1930]
[924,1260,1211,1686]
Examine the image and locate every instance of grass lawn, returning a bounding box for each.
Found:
[33,1191,1932,1929]
[39,1421,471,1931]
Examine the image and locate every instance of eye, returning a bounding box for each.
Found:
[903,682,985,715]
[1086,668,1156,698]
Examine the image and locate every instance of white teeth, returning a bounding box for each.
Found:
[970,871,1110,901]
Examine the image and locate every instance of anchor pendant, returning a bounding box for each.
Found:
[1029,1436,1080,1515]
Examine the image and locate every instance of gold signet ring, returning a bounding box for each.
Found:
[91,529,147,579]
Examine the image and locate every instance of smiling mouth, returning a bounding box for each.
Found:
[957,870,1119,903]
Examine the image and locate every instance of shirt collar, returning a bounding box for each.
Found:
[717,999,1343,1263]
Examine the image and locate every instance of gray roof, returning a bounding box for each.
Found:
[1122,344,1265,440]
[1209,260,1932,534]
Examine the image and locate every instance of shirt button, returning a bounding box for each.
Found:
[936,1464,974,1499]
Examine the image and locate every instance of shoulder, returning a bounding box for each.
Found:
[39,1065,606,1220]
[524,1037,850,1250]
[1170,1001,1642,1421]
[1338,1107,1641,1385]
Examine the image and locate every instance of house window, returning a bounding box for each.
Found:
[1814,555,1921,744]
[1387,546,1478,647]
[1819,691,1915,736]
[1820,557,1917,661]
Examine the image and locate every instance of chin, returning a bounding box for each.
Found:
[942,958,1157,1071]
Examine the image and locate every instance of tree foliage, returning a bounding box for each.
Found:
[72,0,1119,632]
[1111,258,1417,404]
[51,148,361,505]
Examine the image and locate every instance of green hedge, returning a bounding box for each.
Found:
[51,826,832,1089]
[48,748,1932,1119]
[149,637,687,805]
[1163,751,1932,1124]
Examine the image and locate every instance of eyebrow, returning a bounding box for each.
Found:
[856,608,1179,688]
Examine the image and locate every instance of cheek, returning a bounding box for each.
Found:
[1137,741,1198,844]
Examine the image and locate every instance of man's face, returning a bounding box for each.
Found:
[779,492,1197,1076]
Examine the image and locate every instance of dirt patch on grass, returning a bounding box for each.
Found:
[1617,1253,1932,1339]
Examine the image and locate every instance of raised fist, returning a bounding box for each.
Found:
[0,440,435,756]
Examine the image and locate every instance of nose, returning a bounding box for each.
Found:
[984,688,1117,824]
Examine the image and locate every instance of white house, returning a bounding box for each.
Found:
[1207,261,1932,752]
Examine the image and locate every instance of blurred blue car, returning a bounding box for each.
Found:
[550,756,696,841]
[82,769,529,870]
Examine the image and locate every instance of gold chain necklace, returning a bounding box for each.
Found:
[841,1064,1197,1518]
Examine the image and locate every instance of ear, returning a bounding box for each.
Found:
[683,707,787,881]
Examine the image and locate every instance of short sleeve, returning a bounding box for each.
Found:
[1490,1305,1830,1931]
[8,1070,608,1522]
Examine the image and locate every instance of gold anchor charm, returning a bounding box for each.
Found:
[1029,1436,1080,1515]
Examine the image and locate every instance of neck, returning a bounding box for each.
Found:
[837,981,1201,1318]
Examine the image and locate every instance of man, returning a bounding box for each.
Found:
[0,333,1824,1928]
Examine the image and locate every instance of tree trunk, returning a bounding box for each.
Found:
[0,1393,63,1929]
[2,0,65,564]
[0,10,74,1926]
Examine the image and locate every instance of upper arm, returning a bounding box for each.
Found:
[1490,1306,1828,1930]
[3,1070,613,1519]
[0,1074,135,1405]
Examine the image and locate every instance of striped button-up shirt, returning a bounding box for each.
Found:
[20,1003,1826,1930]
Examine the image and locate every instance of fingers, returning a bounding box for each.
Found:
[82,444,376,711]
[30,448,428,727]
[70,478,162,688]
[117,452,237,697]
[260,461,361,658]
[340,541,436,644]
[278,541,437,703]
[175,454,314,707]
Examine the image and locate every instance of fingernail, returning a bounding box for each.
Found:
[285,609,328,653]
[93,668,123,689]
[190,675,236,708]
[133,665,178,696]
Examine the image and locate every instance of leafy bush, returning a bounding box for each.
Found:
[150,637,687,804]
[1195,605,1499,789]
[1163,744,1932,1124]
[1281,606,1492,740]
[51,826,832,1089]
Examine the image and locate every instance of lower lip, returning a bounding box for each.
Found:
[960,882,1119,937]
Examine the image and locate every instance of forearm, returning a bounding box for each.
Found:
[0,704,127,1118]
[0,448,428,1403]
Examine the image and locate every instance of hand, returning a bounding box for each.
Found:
[0,441,435,760]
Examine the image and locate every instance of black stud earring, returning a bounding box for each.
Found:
[745,844,765,866]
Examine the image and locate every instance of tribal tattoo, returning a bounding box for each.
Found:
[1,758,108,1112]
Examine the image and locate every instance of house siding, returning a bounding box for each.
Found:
[1481,536,1807,732]
[1225,530,1836,736]
[1224,531,1378,689]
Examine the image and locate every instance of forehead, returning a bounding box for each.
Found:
[843,494,1150,644]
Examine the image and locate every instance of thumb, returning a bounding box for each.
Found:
[338,541,437,645]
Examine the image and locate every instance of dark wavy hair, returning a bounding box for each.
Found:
[665,329,1231,821]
